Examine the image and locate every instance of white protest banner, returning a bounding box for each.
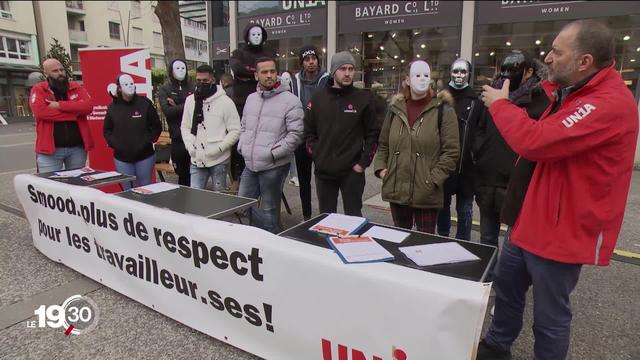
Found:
[15,174,490,359]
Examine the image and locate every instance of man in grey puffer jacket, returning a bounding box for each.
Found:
[238,56,304,233]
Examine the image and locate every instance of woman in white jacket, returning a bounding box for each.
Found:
[181,65,241,191]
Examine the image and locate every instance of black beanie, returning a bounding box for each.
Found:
[299,45,319,64]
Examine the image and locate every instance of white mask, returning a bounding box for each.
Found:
[280,72,291,84]
[172,61,187,81]
[450,59,470,89]
[408,61,430,94]
[118,74,136,97]
[248,26,263,46]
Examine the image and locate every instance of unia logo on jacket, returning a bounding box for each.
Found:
[344,104,357,113]
[562,104,596,128]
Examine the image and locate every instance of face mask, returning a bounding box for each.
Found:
[248,27,262,46]
[498,52,527,92]
[449,59,470,89]
[172,61,187,81]
[118,74,136,97]
[194,81,216,100]
[280,72,291,84]
[408,61,430,94]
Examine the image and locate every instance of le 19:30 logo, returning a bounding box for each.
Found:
[28,295,100,335]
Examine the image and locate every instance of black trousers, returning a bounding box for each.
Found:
[171,141,191,186]
[294,145,313,218]
[315,170,365,217]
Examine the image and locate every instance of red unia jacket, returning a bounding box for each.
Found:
[30,81,94,155]
[489,65,639,266]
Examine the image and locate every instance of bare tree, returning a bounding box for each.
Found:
[154,1,185,69]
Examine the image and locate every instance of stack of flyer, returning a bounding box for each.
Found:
[309,214,394,264]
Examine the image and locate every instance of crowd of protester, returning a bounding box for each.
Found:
[30,20,639,360]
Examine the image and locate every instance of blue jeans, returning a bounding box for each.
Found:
[36,146,87,173]
[190,162,228,191]
[484,239,582,360]
[114,154,156,190]
[238,164,289,234]
[437,193,473,240]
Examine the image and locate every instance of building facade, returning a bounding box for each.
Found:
[210,0,640,164]
[0,0,40,117]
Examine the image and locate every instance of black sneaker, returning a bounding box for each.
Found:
[477,339,512,360]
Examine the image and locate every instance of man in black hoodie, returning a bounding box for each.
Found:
[305,51,380,217]
[437,59,481,240]
[229,24,271,189]
[472,50,548,251]
[158,59,194,186]
[291,45,330,220]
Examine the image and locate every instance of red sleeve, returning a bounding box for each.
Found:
[29,86,75,122]
[489,98,626,162]
[57,86,93,115]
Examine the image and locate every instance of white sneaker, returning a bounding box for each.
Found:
[289,176,299,187]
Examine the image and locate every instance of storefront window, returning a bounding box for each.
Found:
[237,1,328,75]
[473,2,640,100]
[337,1,462,99]
[338,27,460,99]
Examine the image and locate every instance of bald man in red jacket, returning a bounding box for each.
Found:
[477,20,639,360]
[31,59,93,173]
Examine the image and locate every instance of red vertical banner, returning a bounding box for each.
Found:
[78,48,152,192]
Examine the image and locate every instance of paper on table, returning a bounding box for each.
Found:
[81,171,121,181]
[399,242,480,266]
[362,226,410,244]
[327,236,394,263]
[309,213,368,237]
[52,167,95,177]
[132,182,180,194]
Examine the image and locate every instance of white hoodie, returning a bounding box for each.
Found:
[181,85,241,168]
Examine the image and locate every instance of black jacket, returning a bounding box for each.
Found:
[500,84,551,226]
[230,24,272,108]
[443,85,482,197]
[103,95,162,163]
[305,83,381,179]
[158,59,194,143]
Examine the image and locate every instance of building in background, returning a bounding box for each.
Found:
[0,0,213,117]
[33,1,165,78]
[0,0,40,118]
[179,0,208,70]
[218,0,640,165]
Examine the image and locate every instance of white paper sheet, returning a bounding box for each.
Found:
[328,236,394,263]
[400,242,480,266]
[52,167,95,177]
[362,226,410,244]
[309,213,368,237]
[132,182,180,194]
[81,171,121,181]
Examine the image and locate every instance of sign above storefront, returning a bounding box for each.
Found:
[338,1,462,34]
[477,1,640,25]
[237,7,327,41]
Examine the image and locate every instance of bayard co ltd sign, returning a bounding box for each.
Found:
[338,1,462,33]
[237,2,327,41]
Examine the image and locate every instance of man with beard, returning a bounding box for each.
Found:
[304,51,380,216]
[31,58,93,173]
[158,59,195,186]
[436,59,481,240]
[291,45,329,220]
[238,57,303,233]
[478,20,638,360]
